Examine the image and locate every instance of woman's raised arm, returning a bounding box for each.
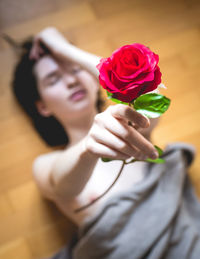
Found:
[30,27,101,79]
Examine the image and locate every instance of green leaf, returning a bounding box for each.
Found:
[154,145,164,156]
[133,93,171,118]
[125,156,165,164]
[144,145,165,163]
[145,157,165,164]
[101,157,114,162]
[106,91,113,98]
[106,91,129,105]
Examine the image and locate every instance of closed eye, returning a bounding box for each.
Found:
[44,72,61,86]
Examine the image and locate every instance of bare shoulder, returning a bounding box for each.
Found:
[32,150,63,201]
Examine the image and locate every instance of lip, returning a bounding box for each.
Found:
[69,88,87,101]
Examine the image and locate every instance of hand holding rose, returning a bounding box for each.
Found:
[84,104,159,162]
[96,43,170,163]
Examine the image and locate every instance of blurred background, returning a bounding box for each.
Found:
[0,0,200,258]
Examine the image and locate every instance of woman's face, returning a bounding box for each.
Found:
[33,55,99,124]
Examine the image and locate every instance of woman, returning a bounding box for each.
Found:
[12,28,200,259]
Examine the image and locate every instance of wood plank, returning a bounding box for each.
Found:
[26,219,76,258]
[0,238,32,259]
[0,0,72,30]
[0,194,14,220]
[0,203,68,244]
[1,2,97,41]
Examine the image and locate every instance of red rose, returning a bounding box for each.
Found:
[96,43,162,102]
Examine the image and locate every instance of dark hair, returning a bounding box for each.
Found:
[12,38,104,147]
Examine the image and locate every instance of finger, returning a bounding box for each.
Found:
[103,114,158,159]
[110,104,150,128]
[91,126,142,159]
[127,120,140,130]
[87,138,130,160]
[29,46,36,60]
[29,39,40,60]
[125,127,158,159]
[29,46,39,60]
[38,46,45,55]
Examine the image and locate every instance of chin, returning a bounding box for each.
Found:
[70,100,96,115]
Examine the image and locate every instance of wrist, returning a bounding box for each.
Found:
[80,137,99,162]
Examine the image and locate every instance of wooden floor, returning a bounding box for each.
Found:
[0,0,200,258]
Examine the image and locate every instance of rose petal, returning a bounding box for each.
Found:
[112,85,141,102]
[96,43,162,101]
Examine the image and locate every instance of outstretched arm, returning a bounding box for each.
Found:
[33,104,159,202]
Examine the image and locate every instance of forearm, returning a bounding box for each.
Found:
[59,43,101,79]
[33,27,101,79]
[50,138,98,199]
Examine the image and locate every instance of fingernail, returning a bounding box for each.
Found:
[139,117,149,128]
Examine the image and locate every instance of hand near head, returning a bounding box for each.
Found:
[84,104,159,161]
[29,27,70,61]
[29,27,100,78]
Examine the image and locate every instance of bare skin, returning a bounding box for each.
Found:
[31,28,159,226]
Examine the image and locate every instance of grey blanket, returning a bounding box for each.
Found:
[50,142,200,259]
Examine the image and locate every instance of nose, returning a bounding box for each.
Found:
[63,73,79,88]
